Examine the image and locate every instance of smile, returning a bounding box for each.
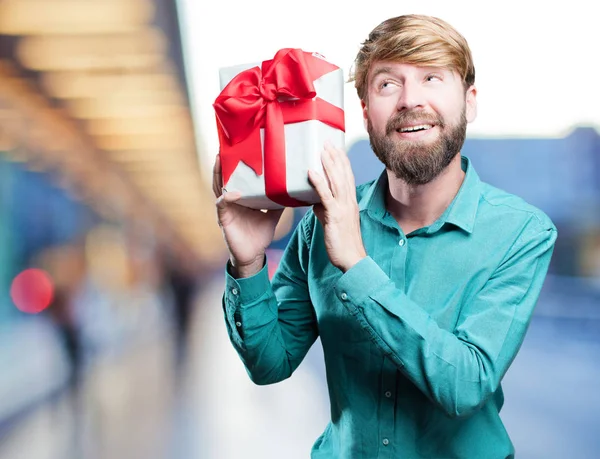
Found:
[398,124,434,133]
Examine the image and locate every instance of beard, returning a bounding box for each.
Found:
[367,107,467,186]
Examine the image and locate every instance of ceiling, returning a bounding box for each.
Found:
[0,0,224,265]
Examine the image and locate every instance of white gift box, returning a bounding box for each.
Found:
[216,52,345,210]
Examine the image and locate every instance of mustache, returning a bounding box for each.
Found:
[385,110,444,135]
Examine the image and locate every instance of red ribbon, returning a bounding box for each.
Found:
[213,48,345,207]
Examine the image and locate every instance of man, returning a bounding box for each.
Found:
[213,14,557,459]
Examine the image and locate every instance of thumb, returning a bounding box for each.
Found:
[216,191,242,224]
[216,191,242,209]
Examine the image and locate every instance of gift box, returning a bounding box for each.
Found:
[213,48,345,209]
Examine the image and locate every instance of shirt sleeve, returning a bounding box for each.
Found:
[222,217,318,385]
[334,217,557,418]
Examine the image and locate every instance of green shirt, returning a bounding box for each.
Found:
[223,156,557,459]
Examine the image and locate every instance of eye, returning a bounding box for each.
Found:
[379,79,398,91]
[425,73,442,82]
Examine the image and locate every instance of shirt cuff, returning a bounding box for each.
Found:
[334,256,390,308]
[225,260,271,305]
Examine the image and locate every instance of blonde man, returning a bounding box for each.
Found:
[214,14,557,458]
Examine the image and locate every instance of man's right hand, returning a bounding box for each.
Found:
[213,154,284,278]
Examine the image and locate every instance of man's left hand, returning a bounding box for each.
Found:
[308,142,367,272]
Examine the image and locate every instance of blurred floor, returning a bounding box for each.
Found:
[0,327,178,459]
[0,275,330,459]
[0,275,598,459]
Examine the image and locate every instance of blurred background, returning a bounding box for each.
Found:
[0,1,598,458]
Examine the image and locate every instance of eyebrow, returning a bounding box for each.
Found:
[368,66,394,85]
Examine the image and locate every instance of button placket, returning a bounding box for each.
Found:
[392,233,408,291]
[379,358,396,453]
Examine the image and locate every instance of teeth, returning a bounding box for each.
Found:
[399,124,433,133]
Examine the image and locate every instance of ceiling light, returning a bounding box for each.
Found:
[0,0,155,35]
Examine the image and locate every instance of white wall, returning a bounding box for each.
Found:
[176,0,599,182]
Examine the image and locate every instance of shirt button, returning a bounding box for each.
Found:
[399,239,405,247]
[235,321,242,327]
[340,292,348,301]
[385,391,392,398]
[231,288,239,295]
[382,438,389,446]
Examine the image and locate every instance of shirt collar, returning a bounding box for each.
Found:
[358,156,481,234]
[358,169,388,219]
[443,156,480,233]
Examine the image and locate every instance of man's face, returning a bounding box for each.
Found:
[363,62,477,185]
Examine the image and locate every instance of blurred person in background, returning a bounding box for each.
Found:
[36,242,89,458]
[162,251,199,372]
[214,14,557,459]
[37,243,88,396]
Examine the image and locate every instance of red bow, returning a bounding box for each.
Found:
[213,48,345,207]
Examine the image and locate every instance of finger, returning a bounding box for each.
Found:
[308,169,334,206]
[322,144,347,200]
[324,141,342,165]
[212,154,223,198]
[324,141,344,167]
[321,146,344,199]
[325,142,350,177]
[325,142,355,195]
[339,149,356,191]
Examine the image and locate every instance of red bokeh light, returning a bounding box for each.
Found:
[10,269,55,314]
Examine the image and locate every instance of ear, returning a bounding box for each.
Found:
[361,99,369,130]
[465,85,477,123]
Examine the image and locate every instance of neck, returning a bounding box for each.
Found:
[386,154,465,234]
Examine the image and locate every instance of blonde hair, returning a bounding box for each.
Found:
[350,14,475,101]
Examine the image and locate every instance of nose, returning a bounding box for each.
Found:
[396,79,425,111]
